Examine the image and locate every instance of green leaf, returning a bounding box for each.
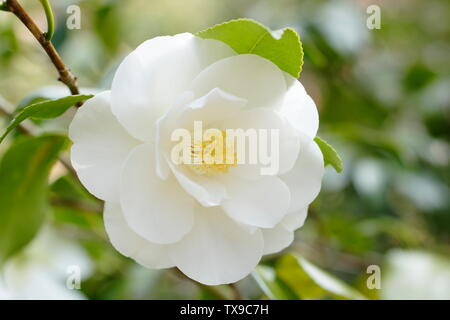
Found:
[197,19,303,78]
[0,94,93,144]
[314,136,343,173]
[0,135,67,264]
[252,266,297,300]
[276,254,367,300]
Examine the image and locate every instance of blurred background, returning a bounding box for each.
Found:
[0,0,449,299]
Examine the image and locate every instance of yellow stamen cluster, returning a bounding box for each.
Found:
[188,130,237,176]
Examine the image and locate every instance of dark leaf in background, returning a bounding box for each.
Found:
[0,134,67,264]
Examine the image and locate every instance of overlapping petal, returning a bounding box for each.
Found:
[111,33,236,141]
[280,140,325,212]
[169,206,263,285]
[262,207,309,255]
[279,75,319,139]
[189,54,286,109]
[168,161,228,207]
[221,175,291,228]
[69,91,139,201]
[281,207,309,231]
[120,143,195,244]
[220,107,300,178]
[262,225,294,255]
[104,202,173,269]
[179,88,247,128]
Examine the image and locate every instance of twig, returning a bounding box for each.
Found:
[58,154,77,177]
[50,197,102,214]
[5,0,80,97]
[0,95,36,136]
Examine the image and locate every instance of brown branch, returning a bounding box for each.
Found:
[0,104,33,136]
[0,95,38,136]
[50,197,102,214]
[58,154,78,179]
[6,0,80,97]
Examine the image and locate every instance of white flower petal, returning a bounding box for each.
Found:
[169,206,263,285]
[103,202,173,269]
[279,75,319,139]
[221,175,291,228]
[120,143,195,244]
[180,88,247,127]
[111,34,236,141]
[220,108,300,178]
[281,207,309,231]
[190,54,286,109]
[155,91,195,180]
[280,140,325,212]
[263,207,310,256]
[69,91,139,201]
[262,225,294,255]
[168,161,227,207]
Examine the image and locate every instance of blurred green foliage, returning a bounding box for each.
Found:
[0,0,449,299]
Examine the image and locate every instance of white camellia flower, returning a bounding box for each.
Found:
[69,33,324,285]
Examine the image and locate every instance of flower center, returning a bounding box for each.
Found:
[187,130,237,176]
